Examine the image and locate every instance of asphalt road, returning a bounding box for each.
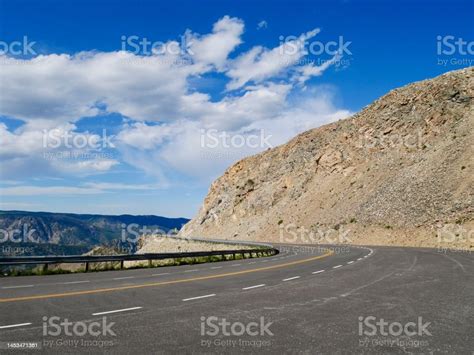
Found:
[0,244,472,354]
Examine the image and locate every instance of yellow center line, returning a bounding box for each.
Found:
[0,250,333,303]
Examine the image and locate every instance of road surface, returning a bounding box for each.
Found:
[0,244,472,354]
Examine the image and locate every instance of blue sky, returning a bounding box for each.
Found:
[0,0,472,218]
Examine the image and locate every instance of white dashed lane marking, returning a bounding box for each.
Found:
[282,276,300,282]
[2,285,34,289]
[92,307,142,316]
[182,294,216,302]
[62,280,90,285]
[0,322,32,329]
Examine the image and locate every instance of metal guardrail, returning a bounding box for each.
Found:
[0,248,279,272]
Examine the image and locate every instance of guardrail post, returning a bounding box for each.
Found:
[43,263,48,273]
[85,262,89,272]
[148,259,152,267]
[120,260,124,269]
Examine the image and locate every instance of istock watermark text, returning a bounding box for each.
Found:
[200,316,273,349]
[200,129,273,149]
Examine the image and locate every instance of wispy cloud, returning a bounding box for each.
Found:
[257,20,268,30]
[0,182,163,196]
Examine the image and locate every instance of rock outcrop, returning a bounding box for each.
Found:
[179,67,474,250]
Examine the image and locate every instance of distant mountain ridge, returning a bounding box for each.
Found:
[0,210,189,256]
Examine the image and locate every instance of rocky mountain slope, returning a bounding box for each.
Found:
[179,67,473,249]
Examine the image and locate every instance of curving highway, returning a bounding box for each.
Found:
[0,244,472,354]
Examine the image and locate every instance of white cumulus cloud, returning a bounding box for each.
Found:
[0,16,348,188]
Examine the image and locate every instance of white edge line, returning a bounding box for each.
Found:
[182,294,216,302]
[242,284,265,290]
[282,276,300,281]
[0,322,32,329]
[92,306,142,316]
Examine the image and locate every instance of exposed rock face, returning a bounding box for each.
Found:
[179,67,474,249]
[136,236,253,254]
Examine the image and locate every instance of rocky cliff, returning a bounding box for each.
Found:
[179,67,473,249]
